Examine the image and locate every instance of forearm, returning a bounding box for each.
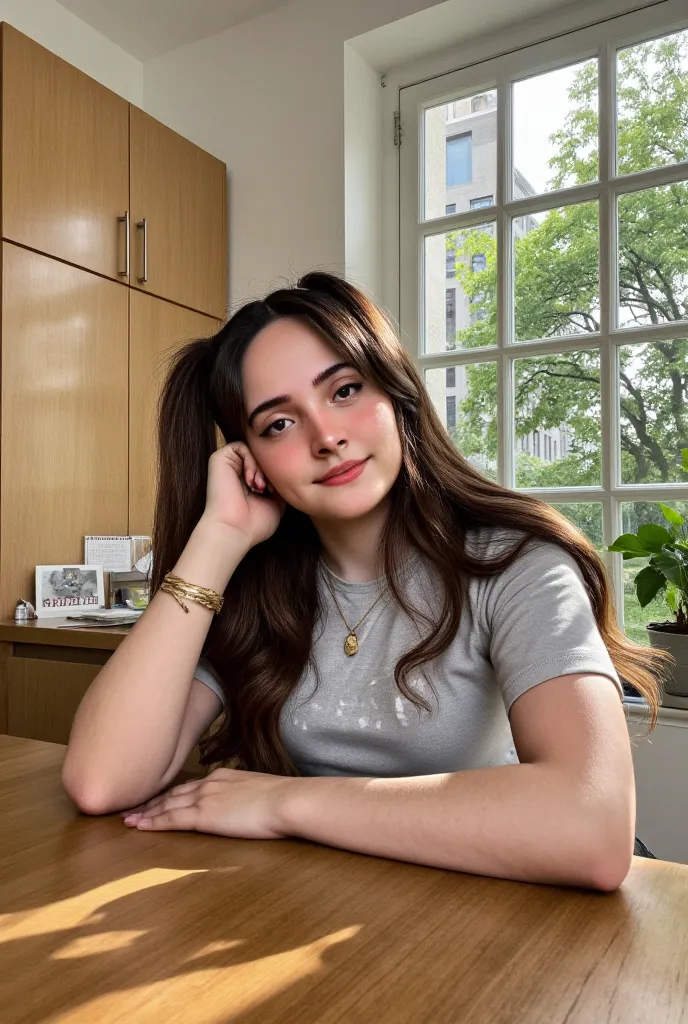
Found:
[62,519,248,811]
[281,763,632,891]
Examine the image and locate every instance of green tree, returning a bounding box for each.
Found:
[447,32,688,495]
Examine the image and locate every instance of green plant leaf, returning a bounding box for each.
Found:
[682,448,688,473]
[634,565,667,608]
[666,584,679,613]
[650,551,683,584]
[660,503,684,527]
[637,524,674,553]
[607,533,652,556]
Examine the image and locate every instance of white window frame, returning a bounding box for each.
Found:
[398,0,688,631]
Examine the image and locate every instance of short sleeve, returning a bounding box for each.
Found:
[193,658,226,708]
[485,539,624,712]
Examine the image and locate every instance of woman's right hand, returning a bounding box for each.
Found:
[201,441,286,549]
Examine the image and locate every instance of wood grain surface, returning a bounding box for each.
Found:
[1,734,686,1024]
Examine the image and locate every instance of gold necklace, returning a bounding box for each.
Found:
[320,567,389,656]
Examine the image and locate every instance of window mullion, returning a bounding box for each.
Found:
[497,74,513,488]
[600,38,624,625]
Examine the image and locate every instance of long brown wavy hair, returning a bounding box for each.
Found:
[152,271,670,775]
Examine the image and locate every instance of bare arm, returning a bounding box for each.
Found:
[61,519,249,815]
[280,675,635,891]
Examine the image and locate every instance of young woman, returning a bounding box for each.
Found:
[62,272,669,891]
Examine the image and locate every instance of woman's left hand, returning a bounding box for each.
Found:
[121,767,293,839]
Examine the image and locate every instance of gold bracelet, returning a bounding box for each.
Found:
[160,573,224,615]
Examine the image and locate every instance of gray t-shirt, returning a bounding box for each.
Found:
[193,527,623,777]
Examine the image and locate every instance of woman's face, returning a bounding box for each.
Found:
[242,317,403,519]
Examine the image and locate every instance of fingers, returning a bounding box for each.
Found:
[133,807,199,831]
[123,794,195,827]
[121,779,203,821]
[215,440,273,495]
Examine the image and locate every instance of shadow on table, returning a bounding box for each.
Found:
[0,815,643,1024]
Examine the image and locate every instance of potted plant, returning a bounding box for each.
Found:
[607,452,688,703]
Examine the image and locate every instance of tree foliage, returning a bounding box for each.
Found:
[447,32,688,500]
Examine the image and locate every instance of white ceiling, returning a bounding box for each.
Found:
[56,0,297,60]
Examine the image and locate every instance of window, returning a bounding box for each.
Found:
[446,203,457,214]
[446,366,456,388]
[446,246,455,278]
[446,395,457,432]
[472,94,489,113]
[446,287,456,347]
[446,133,472,187]
[399,0,688,642]
[470,196,494,210]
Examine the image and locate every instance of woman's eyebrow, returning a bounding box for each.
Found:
[247,362,355,428]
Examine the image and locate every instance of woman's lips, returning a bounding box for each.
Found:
[317,458,370,486]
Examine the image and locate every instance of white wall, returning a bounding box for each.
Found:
[344,44,383,304]
[143,0,661,310]
[142,0,447,308]
[0,0,142,104]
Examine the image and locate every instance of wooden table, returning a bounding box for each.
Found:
[1,736,687,1024]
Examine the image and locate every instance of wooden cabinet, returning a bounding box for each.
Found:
[1,24,130,282]
[129,291,219,535]
[0,23,227,318]
[1,243,129,619]
[0,627,206,777]
[7,658,103,745]
[131,107,227,319]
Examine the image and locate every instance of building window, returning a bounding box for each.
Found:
[446,395,457,432]
[446,366,456,388]
[446,246,455,278]
[446,203,456,214]
[446,288,456,347]
[403,4,688,640]
[470,196,494,210]
[471,94,489,113]
[446,133,472,187]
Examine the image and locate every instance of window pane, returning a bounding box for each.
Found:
[514,201,599,342]
[513,59,598,196]
[551,503,603,549]
[425,361,497,479]
[515,349,601,487]
[424,224,497,354]
[470,196,494,210]
[617,29,688,177]
[424,90,497,221]
[447,134,472,187]
[618,183,688,329]
[620,502,688,644]
[619,341,688,484]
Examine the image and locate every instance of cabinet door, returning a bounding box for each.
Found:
[129,290,220,536]
[130,105,227,318]
[6,656,204,776]
[7,659,101,744]
[1,244,129,619]
[1,25,130,281]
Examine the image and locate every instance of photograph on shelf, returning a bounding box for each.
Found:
[35,564,105,618]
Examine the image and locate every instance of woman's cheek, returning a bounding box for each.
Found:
[260,445,300,489]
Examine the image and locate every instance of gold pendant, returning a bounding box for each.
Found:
[344,633,359,656]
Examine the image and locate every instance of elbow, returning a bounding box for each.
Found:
[586,850,633,892]
[582,821,635,893]
[61,759,119,816]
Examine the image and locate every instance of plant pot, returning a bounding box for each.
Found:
[647,622,688,699]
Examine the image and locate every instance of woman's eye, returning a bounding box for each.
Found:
[261,419,288,438]
[336,382,364,400]
[260,382,364,437]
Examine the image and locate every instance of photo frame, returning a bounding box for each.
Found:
[35,564,105,618]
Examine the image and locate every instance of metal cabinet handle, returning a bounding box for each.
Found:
[117,210,130,277]
[136,218,148,283]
